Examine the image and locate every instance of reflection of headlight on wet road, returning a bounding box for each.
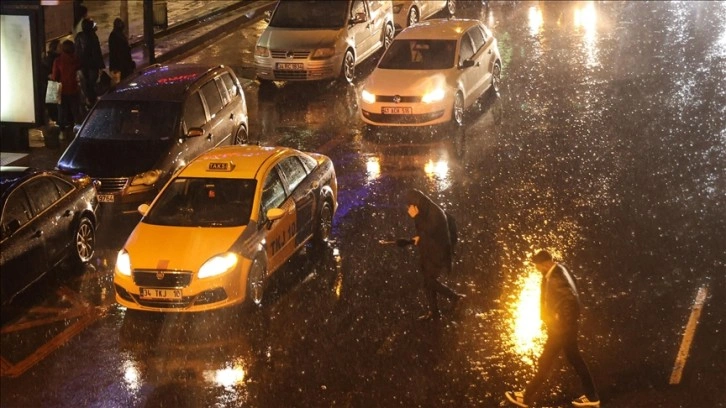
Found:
[424,159,448,179]
[509,269,546,365]
[205,366,245,388]
[123,360,141,391]
[366,157,381,182]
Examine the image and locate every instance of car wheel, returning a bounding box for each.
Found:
[340,50,355,84]
[314,200,333,246]
[233,126,248,145]
[491,62,501,95]
[446,0,456,16]
[246,256,266,308]
[407,7,419,27]
[73,216,95,264]
[452,91,465,127]
[383,23,394,50]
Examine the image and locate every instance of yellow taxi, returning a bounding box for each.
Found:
[113,145,337,312]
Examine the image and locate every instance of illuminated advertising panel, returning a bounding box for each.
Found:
[0,11,40,125]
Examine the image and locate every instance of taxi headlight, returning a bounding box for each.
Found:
[421,88,446,104]
[199,253,239,279]
[311,47,335,59]
[361,89,376,104]
[130,170,162,186]
[255,45,270,57]
[116,249,131,276]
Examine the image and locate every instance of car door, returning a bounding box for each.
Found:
[366,0,387,53]
[199,78,232,147]
[217,74,245,143]
[468,24,492,99]
[0,184,47,302]
[260,165,296,271]
[458,31,486,106]
[350,0,374,61]
[278,156,315,246]
[182,90,215,159]
[24,176,76,268]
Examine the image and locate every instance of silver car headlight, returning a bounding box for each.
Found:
[421,88,446,104]
[198,253,239,279]
[361,89,376,104]
[130,169,162,186]
[116,249,132,276]
[312,47,335,59]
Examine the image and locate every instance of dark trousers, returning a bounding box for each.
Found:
[58,93,82,130]
[524,327,598,404]
[82,69,99,106]
[423,273,459,314]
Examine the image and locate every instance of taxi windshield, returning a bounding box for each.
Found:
[144,177,257,227]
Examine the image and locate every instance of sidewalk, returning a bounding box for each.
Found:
[1,0,275,170]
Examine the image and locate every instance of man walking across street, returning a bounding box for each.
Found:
[505,250,600,407]
[397,189,464,321]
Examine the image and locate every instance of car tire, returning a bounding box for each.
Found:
[446,0,456,16]
[73,216,95,264]
[407,7,419,28]
[491,62,501,95]
[314,200,333,247]
[383,23,394,50]
[245,256,266,308]
[452,91,465,127]
[233,125,248,145]
[340,50,355,84]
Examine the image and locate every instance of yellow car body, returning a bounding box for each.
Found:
[114,145,337,312]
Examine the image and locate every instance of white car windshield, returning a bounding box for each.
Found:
[378,40,457,70]
[144,178,256,227]
[270,0,350,29]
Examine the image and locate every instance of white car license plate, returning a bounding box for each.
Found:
[140,288,182,300]
[382,106,412,114]
[276,63,304,70]
[98,194,115,203]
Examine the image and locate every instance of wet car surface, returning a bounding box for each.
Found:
[1,2,724,407]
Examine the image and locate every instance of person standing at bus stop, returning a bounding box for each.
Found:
[51,40,82,139]
[109,18,136,82]
[505,249,600,407]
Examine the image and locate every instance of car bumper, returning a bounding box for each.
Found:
[254,55,342,82]
[360,100,451,127]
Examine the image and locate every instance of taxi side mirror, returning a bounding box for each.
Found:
[265,208,285,229]
[459,59,476,69]
[186,127,204,138]
[138,203,150,216]
[350,12,366,25]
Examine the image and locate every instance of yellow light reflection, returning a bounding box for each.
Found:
[205,365,245,388]
[528,6,544,36]
[333,247,343,298]
[424,159,448,180]
[123,360,141,391]
[574,2,600,69]
[509,269,546,365]
[366,156,381,182]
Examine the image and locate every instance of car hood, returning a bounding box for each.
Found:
[364,68,453,95]
[57,138,174,178]
[124,223,248,272]
[258,27,341,51]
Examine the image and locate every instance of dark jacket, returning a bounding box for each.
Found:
[406,189,452,276]
[540,263,580,335]
[108,23,135,78]
[76,19,105,72]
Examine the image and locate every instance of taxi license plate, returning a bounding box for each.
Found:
[140,288,182,300]
[97,194,115,203]
[276,63,304,70]
[382,107,412,114]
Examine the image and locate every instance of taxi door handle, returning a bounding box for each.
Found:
[207,133,213,141]
[63,209,74,217]
[32,230,44,238]
[229,113,234,120]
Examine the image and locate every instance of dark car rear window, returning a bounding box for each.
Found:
[79,100,181,141]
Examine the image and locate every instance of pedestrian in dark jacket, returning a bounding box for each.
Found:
[108,18,135,81]
[52,40,82,134]
[398,189,464,320]
[75,18,105,106]
[505,250,600,408]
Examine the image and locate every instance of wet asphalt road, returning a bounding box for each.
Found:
[2,2,725,407]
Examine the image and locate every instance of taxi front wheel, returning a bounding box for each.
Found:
[314,200,333,246]
[245,256,266,308]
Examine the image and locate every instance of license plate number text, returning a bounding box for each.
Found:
[382,106,412,114]
[140,288,182,300]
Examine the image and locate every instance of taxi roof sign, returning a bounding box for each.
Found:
[208,162,235,172]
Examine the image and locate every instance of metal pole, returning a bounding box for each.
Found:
[120,0,129,38]
[143,0,155,64]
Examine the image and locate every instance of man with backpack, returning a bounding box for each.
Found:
[396,189,465,321]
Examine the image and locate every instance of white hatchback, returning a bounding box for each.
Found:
[360,19,501,128]
[392,0,455,32]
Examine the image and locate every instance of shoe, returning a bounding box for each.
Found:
[504,390,528,407]
[572,395,600,407]
[417,311,440,321]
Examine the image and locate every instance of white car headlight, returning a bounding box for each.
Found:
[198,253,239,279]
[255,45,270,57]
[361,89,376,104]
[116,249,131,276]
[421,88,446,104]
[312,47,335,59]
[130,169,162,186]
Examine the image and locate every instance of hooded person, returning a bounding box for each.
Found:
[76,18,105,106]
[108,18,135,81]
[399,189,464,320]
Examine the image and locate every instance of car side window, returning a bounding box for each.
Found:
[200,80,223,118]
[479,25,490,42]
[184,91,207,129]
[215,77,230,106]
[221,73,238,98]
[459,33,475,63]
[278,156,308,192]
[25,177,62,215]
[468,26,486,53]
[51,176,74,197]
[2,188,33,233]
[352,0,366,18]
[368,1,382,12]
[299,154,318,173]
[261,168,287,214]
